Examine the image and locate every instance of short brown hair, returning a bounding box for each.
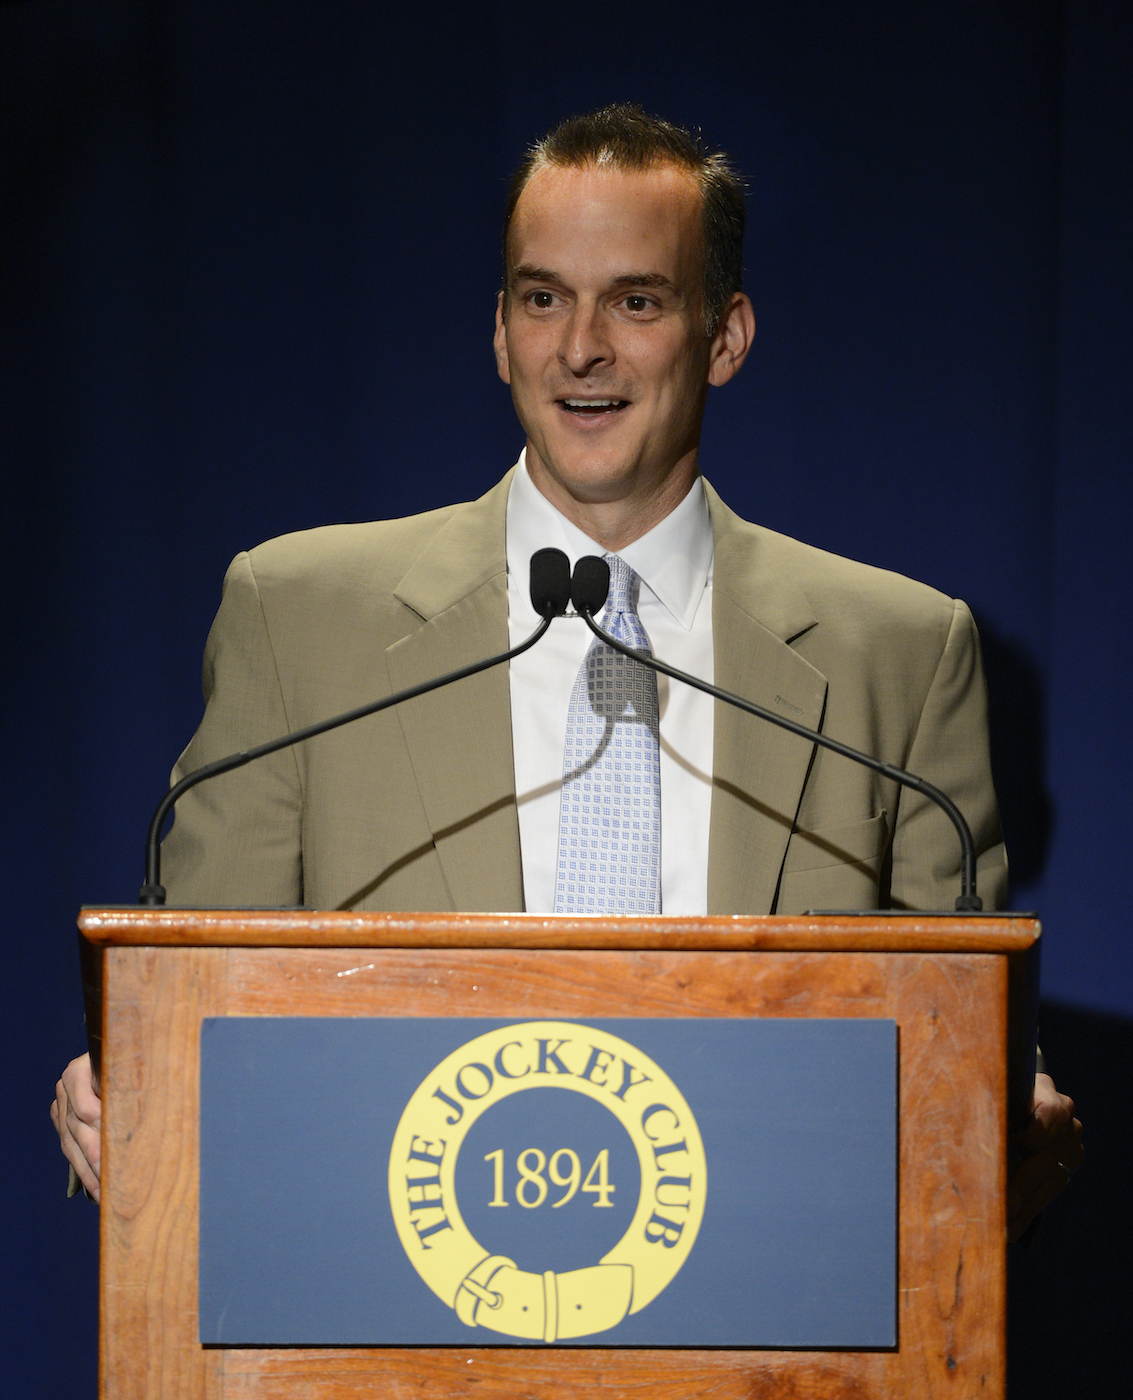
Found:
[503,103,746,336]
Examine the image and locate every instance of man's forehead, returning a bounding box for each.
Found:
[507,160,704,273]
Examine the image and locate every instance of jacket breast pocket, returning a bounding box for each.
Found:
[775,812,889,914]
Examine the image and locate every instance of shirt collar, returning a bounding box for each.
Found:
[505,449,713,630]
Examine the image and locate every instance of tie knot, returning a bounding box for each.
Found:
[603,553,639,618]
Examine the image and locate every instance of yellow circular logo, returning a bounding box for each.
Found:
[388,1020,707,1341]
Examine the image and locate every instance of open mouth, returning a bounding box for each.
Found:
[558,398,630,416]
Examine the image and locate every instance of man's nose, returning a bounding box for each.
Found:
[558,304,613,376]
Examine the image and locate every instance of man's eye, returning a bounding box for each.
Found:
[529,290,556,309]
[623,295,652,313]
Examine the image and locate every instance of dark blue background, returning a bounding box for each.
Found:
[199,1017,895,1347]
[3,0,1130,1392]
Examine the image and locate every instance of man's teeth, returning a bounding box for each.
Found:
[563,399,623,408]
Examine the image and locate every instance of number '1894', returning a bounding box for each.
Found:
[483,1148,615,1208]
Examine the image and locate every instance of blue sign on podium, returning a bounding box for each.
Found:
[199,1016,896,1347]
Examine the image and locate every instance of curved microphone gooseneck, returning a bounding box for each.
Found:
[138,548,573,905]
[569,554,983,913]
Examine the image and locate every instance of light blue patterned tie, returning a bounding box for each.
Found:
[554,555,661,913]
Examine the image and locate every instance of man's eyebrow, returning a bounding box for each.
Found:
[509,266,680,293]
[609,272,679,291]
[510,264,560,286]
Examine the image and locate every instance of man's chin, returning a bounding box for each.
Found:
[525,445,644,508]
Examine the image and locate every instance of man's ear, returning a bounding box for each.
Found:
[707,293,756,387]
[494,292,511,385]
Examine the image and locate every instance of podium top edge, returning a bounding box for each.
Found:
[77,907,1040,953]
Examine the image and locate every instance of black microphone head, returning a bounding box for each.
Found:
[571,555,610,616]
[529,548,572,618]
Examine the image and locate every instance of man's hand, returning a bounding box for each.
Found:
[51,1052,102,1203]
[1007,1071,1082,1242]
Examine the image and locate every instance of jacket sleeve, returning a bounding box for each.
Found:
[159,552,304,907]
[888,599,1008,911]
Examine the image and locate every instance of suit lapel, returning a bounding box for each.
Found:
[380,472,827,915]
[704,484,829,914]
[385,473,523,912]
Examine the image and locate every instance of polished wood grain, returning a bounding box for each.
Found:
[92,911,1024,1400]
[218,1346,884,1397]
[79,905,1038,953]
[100,945,227,1400]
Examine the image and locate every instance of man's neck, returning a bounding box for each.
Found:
[525,451,701,551]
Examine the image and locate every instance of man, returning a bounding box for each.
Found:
[54,104,1080,1233]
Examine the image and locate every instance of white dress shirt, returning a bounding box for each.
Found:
[506,451,715,914]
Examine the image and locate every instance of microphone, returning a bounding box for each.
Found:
[138,549,573,905]
[530,546,572,617]
[569,555,612,617]
[571,554,983,913]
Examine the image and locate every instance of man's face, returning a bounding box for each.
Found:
[495,162,715,513]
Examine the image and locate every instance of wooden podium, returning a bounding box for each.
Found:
[78,907,1038,1400]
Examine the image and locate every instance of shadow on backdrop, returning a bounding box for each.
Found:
[973,612,1055,892]
[1008,1001,1133,1396]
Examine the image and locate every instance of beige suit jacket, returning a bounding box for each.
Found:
[161,471,1007,913]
